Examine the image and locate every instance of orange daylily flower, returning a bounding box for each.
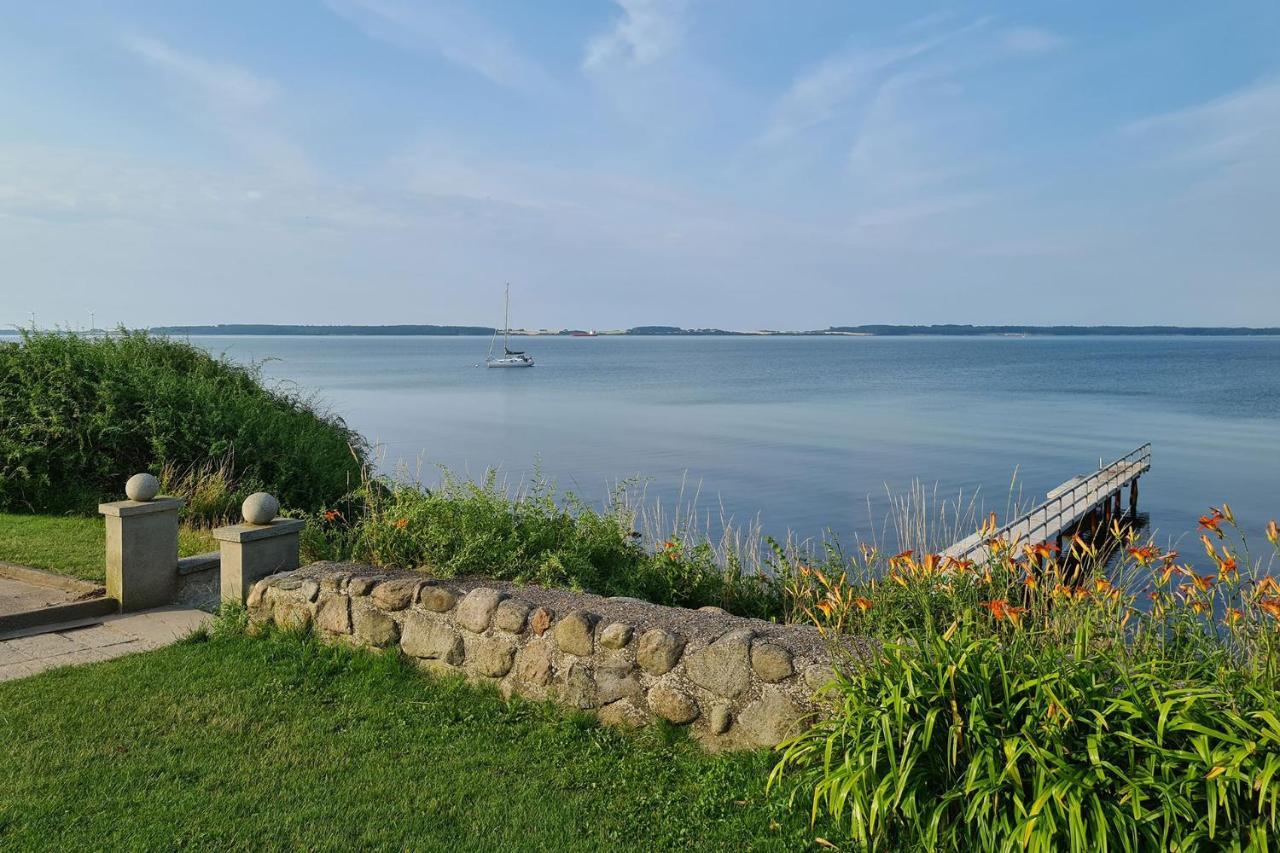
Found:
[1127,545,1160,566]
[1025,541,1060,562]
[889,550,915,571]
[1258,597,1280,620]
[1217,552,1239,580]
[1199,508,1226,538]
[323,509,341,522]
[1268,520,1279,546]
[394,518,409,529]
[980,512,999,538]
[923,553,942,574]
[853,597,873,612]
[1255,576,1280,597]
[981,599,1027,627]
[1224,608,1244,626]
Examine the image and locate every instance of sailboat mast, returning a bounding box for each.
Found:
[504,283,510,352]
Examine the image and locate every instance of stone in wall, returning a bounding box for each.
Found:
[253,562,836,751]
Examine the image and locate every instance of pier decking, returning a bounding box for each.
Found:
[944,444,1151,563]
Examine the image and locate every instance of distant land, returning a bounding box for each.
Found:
[5,324,1280,337]
[145,323,1280,337]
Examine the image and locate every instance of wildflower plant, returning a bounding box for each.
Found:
[772,506,1280,850]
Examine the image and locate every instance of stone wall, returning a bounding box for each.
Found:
[248,561,835,750]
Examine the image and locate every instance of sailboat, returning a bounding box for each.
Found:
[486,283,534,368]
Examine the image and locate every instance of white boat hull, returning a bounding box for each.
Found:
[486,356,534,368]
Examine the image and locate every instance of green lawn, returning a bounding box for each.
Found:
[0,513,217,583]
[0,627,831,851]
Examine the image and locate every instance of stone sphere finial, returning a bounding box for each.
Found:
[125,472,161,502]
[242,492,280,525]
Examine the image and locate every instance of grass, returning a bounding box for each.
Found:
[303,470,791,620]
[0,627,828,851]
[0,512,217,583]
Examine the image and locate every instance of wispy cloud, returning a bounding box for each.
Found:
[1001,26,1067,55]
[583,0,688,70]
[1124,78,1280,175]
[325,0,552,92]
[121,34,312,180]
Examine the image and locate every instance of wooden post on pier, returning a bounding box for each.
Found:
[1129,479,1139,517]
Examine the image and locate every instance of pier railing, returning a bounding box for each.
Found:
[944,443,1152,560]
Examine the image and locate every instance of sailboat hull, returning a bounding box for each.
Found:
[486,356,534,368]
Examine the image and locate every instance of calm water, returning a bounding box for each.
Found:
[192,335,1280,566]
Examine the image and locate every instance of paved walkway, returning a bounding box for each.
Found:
[0,575,84,613]
[0,606,212,682]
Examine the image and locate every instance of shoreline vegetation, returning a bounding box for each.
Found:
[5,323,1280,337]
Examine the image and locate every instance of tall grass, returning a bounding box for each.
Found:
[301,467,792,619]
[0,329,366,518]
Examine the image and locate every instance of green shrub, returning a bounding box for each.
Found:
[301,470,787,619]
[0,330,366,518]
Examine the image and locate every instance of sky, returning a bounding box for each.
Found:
[1,1,1278,330]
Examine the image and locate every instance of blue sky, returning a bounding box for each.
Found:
[2,1,1278,329]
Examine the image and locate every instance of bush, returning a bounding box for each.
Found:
[301,470,787,619]
[0,330,366,518]
[771,509,1280,849]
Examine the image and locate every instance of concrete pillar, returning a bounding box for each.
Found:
[98,474,183,612]
[213,493,303,605]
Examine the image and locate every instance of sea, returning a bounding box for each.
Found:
[190,335,1280,570]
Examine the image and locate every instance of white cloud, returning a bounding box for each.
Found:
[121,34,312,180]
[583,0,688,70]
[325,0,552,91]
[1001,26,1067,55]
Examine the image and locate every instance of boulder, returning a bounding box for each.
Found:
[599,622,634,650]
[597,698,650,729]
[347,577,376,597]
[515,640,554,687]
[553,610,598,656]
[371,579,417,611]
[648,684,699,724]
[735,688,810,747]
[468,636,517,678]
[750,642,794,683]
[709,703,733,735]
[558,662,597,709]
[803,664,836,691]
[298,579,320,603]
[400,613,464,665]
[352,608,399,648]
[273,599,312,632]
[418,583,458,613]
[456,587,506,633]
[595,661,642,704]
[636,629,685,675]
[684,630,754,698]
[315,595,351,635]
[494,599,532,633]
[529,606,554,636]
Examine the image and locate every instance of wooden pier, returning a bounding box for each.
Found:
[943,443,1151,563]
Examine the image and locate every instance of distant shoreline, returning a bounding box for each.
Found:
[6,324,1280,338]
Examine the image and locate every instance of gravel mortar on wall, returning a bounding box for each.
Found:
[247,561,856,750]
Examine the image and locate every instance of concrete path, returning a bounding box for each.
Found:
[0,575,83,614]
[0,606,212,683]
